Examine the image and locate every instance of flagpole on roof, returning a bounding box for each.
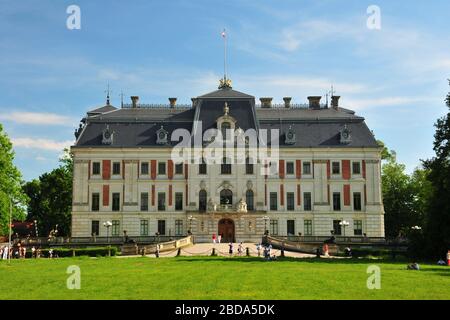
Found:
[222,28,227,80]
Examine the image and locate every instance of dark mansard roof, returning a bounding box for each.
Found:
[73,86,378,149]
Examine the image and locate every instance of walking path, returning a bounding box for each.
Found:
[118,242,328,259]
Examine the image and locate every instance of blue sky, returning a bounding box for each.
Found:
[0,0,449,181]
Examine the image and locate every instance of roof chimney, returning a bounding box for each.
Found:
[260,97,273,108]
[307,96,321,109]
[283,97,292,108]
[169,97,177,108]
[130,96,139,108]
[331,96,340,109]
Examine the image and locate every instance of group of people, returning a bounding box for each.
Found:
[211,233,223,244]
[255,243,277,260]
[0,244,47,260]
[227,242,245,256]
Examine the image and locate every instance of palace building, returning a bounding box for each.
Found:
[71,78,385,243]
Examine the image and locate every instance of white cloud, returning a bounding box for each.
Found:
[0,112,75,126]
[277,19,362,52]
[12,138,73,151]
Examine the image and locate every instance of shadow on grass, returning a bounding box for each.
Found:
[172,256,412,265]
[416,268,450,276]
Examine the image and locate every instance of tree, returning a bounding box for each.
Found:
[422,82,450,259]
[0,124,27,235]
[377,139,393,161]
[381,153,419,239]
[23,148,73,237]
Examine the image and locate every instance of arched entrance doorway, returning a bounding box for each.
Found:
[218,219,235,243]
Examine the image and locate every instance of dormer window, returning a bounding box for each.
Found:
[102,125,114,145]
[340,125,351,144]
[216,102,237,142]
[156,125,169,145]
[285,125,296,145]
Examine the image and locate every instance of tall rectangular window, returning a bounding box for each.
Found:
[175,163,183,175]
[352,162,361,175]
[91,220,99,236]
[333,192,341,211]
[158,162,166,175]
[304,192,312,211]
[286,162,294,175]
[270,192,278,210]
[112,193,120,211]
[333,220,342,235]
[140,192,149,211]
[270,220,278,235]
[245,158,254,174]
[287,192,295,211]
[140,220,149,236]
[303,162,311,175]
[304,220,312,236]
[175,192,183,211]
[175,220,183,236]
[287,220,295,236]
[141,162,149,175]
[92,193,100,211]
[221,158,232,174]
[158,220,166,235]
[92,162,100,175]
[332,161,340,175]
[354,220,363,236]
[199,158,207,175]
[353,192,362,211]
[111,220,120,236]
[112,162,121,175]
[158,192,166,211]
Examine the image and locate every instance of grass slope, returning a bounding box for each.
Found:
[0,256,449,300]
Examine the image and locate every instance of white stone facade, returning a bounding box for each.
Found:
[71,147,385,242]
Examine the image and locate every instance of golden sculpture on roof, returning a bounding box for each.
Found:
[218,76,232,89]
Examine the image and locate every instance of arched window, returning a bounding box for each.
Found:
[246,190,254,211]
[199,190,207,212]
[220,189,233,206]
[221,157,232,175]
[221,122,231,140]
[245,157,254,175]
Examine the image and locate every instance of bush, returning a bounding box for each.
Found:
[25,247,117,258]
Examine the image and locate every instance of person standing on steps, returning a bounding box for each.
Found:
[218,234,222,244]
[212,233,216,244]
[238,242,243,256]
[228,242,233,256]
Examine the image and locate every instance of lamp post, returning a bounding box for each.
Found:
[339,220,350,238]
[34,220,38,237]
[155,231,160,258]
[187,215,196,234]
[262,216,270,235]
[103,221,112,243]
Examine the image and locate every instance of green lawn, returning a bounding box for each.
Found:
[0,256,449,300]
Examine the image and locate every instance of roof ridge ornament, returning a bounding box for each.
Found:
[218,76,232,89]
